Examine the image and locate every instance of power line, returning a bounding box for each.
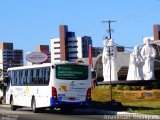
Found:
[117,4,160,20]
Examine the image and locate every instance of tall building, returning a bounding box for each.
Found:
[0,42,23,80]
[77,36,92,58]
[92,47,103,57]
[50,25,92,63]
[154,24,160,40]
[143,24,160,42]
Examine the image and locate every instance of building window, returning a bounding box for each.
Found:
[54,47,60,49]
[54,58,60,60]
[68,51,78,54]
[68,40,77,43]
[54,52,60,54]
[68,46,78,48]
[68,57,78,59]
[54,42,60,44]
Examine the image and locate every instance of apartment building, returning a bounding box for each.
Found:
[0,42,23,80]
[50,25,92,63]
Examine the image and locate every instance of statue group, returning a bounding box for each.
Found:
[102,39,156,81]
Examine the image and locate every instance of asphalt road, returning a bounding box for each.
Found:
[1,106,160,120]
[0,106,105,120]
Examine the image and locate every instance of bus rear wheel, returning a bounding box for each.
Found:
[10,98,16,111]
[31,98,38,113]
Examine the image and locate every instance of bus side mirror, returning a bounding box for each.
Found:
[52,65,54,69]
[91,71,96,81]
[4,76,10,84]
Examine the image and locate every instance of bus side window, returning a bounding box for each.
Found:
[36,69,39,84]
[16,71,20,85]
[32,69,38,84]
[30,69,34,84]
[44,67,50,85]
[39,68,44,84]
[11,71,14,85]
[19,70,23,85]
[14,71,17,85]
[27,69,31,84]
[22,70,27,85]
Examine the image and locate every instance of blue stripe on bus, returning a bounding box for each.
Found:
[50,97,59,106]
[50,97,91,107]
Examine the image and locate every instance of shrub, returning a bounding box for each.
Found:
[123,86,131,90]
[115,85,146,91]
[115,85,124,90]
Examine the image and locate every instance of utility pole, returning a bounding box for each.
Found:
[102,20,116,39]
[102,20,122,109]
[102,20,116,102]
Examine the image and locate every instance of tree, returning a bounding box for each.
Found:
[0,69,2,77]
[0,69,4,90]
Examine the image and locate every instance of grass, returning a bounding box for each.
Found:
[92,85,160,115]
[123,100,160,115]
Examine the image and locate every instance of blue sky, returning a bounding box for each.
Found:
[0,0,160,54]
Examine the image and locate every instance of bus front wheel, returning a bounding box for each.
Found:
[31,98,38,113]
[10,98,16,111]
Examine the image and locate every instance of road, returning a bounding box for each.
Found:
[0,106,105,120]
[1,106,160,120]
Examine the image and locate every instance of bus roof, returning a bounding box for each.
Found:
[7,62,89,71]
[8,63,52,71]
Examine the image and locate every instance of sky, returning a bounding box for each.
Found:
[0,0,160,55]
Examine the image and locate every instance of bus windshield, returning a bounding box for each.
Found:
[56,64,88,80]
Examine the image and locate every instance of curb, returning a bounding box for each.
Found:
[76,108,138,115]
[0,104,10,108]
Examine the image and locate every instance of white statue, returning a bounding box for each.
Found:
[127,46,144,80]
[102,39,118,81]
[141,39,156,80]
[102,39,109,81]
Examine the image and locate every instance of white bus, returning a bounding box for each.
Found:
[5,62,92,113]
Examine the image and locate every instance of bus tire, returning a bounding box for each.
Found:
[10,97,16,111]
[31,97,38,113]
